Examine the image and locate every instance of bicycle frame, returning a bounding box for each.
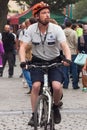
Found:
[27,62,64,129]
[43,73,52,124]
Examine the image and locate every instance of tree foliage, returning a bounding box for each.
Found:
[0,0,80,32]
[73,0,87,19]
[19,0,80,12]
[0,0,9,32]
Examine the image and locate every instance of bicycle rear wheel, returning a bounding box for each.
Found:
[34,95,48,130]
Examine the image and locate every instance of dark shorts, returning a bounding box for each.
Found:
[30,66,64,84]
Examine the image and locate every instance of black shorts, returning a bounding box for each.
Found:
[30,66,64,84]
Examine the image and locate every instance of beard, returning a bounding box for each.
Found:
[38,18,49,26]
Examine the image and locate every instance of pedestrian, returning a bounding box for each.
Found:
[63,20,79,89]
[0,38,4,77]
[82,59,87,91]
[64,15,69,26]
[49,18,58,25]
[18,22,26,78]
[78,24,87,53]
[2,25,15,78]
[10,26,17,66]
[19,18,37,90]
[16,25,22,52]
[23,18,37,94]
[23,44,32,94]
[76,23,83,37]
[19,1,71,126]
[20,20,32,90]
[71,23,78,31]
[78,24,87,85]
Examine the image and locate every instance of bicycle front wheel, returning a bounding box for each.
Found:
[34,95,48,130]
[44,105,55,130]
[49,109,55,130]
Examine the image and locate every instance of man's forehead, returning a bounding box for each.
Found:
[40,8,50,13]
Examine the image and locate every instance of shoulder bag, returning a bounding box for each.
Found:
[74,51,87,66]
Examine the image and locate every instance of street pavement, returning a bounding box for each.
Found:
[0,56,87,130]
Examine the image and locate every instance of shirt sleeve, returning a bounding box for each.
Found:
[56,26,66,44]
[21,28,32,43]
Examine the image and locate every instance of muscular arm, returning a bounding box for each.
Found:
[60,41,71,64]
[19,41,28,62]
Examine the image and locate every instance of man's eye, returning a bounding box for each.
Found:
[42,12,50,14]
[42,12,46,14]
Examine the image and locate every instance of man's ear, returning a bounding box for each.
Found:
[35,13,39,20]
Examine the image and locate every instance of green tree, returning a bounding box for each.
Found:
[0,0,80,32]
[0,0,9,32]
[73,0,87,19]
[25,0,80,12]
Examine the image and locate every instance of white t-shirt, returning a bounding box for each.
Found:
[22,22,66,60]
[18,29,26,41]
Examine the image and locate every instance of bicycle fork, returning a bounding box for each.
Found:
[43,74,52,124]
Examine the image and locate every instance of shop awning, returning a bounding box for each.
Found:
[10,9,67,25]
[78,16,87,24]
[19,12,65,25]
[10,8,32,25]
[19,10,32,24]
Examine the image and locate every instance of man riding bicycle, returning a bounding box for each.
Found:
[19,1,71,126]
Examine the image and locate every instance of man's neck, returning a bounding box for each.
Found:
[38,23,48,34]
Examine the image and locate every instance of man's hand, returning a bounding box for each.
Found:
[20,62,26,69]
[62,59,72,66]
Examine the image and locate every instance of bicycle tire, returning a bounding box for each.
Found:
[44,105,55,130]
[34,95,48,130]
[49,109,55,130]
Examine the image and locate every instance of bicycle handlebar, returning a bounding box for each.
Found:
[20,58,71,69]
[27,62,63,69]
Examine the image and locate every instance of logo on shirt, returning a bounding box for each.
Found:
[47,34,56,41]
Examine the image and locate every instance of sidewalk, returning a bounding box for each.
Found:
[0,56,87,130]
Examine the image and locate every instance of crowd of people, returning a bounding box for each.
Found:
[0,1,87,127]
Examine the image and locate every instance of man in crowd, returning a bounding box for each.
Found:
[63,20,79,89]
[2,24,15,78]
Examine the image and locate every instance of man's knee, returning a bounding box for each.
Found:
[52,81,62,91]
[32,82,41,92]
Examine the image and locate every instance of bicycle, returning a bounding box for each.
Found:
[28,62,63,130]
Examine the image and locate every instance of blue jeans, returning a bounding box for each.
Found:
[22,69,32,89]
[63,55,78,88]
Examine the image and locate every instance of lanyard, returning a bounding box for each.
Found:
[38,24,48,53]
[39,30,48,54]
[40,30,48,45]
